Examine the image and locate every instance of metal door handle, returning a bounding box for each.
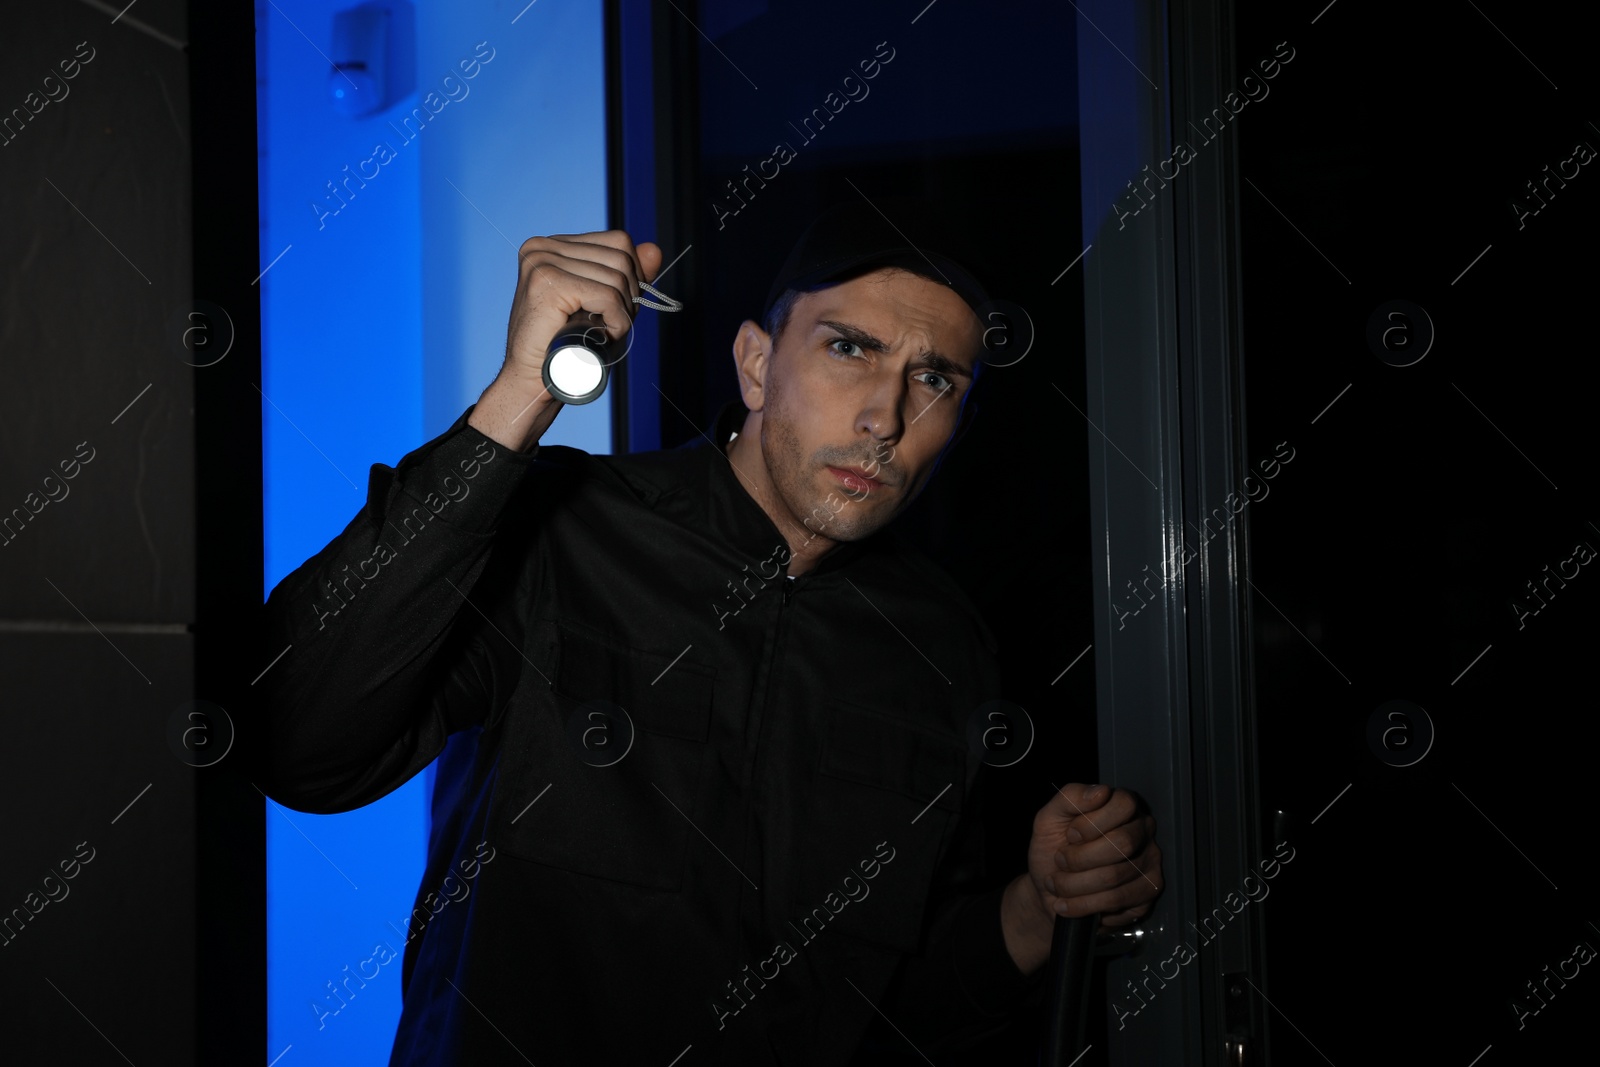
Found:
[1094,921,1148,955]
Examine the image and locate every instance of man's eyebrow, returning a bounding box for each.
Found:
[814,319,974,380]
[915,350,974,382]
[815,319,888,353]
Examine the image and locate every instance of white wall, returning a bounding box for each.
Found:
[418,0,609,452]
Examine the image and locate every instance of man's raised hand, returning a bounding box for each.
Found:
[469,230,663,452]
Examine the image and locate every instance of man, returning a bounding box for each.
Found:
[250,202,1163,1065]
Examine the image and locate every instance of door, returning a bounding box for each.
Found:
[1081,0,1600,1064]
[1233,1,1600,1063]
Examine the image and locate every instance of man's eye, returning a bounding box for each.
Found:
[915,371,952,392]
[829,339,863,359]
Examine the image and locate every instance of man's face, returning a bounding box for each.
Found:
[736,266,983,549]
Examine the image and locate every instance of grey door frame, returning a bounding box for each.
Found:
[1076,0,1272,1063]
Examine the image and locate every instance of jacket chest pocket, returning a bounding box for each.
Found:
[788,699,972,955]
[488,621,715,893]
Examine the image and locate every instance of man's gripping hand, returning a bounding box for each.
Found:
[1001,784,1163,974]
[1026,784,1163,927]
[469,230,664,452]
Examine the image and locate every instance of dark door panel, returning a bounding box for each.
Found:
[1235,2,1600,1063]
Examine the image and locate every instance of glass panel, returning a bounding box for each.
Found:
[1236,3,1599,1062]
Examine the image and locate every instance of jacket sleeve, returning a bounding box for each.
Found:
[243,405,542,814]
[872,765,1051,1055]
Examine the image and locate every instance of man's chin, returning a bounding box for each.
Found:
[802,502,898,544]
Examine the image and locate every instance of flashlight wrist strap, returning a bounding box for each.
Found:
[632,281,683,313]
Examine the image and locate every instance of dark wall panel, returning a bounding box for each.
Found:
[0,631,196,1063]
[0,0,195,623]
[1,0,265,1062]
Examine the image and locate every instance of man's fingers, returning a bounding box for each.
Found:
[1056,838,1158,889]
[563,277,635,342]
[1059,814,1155,871]
[1051,783,1110,815]
[1036,783,1111,838]
[1059,787,1140,843]
[576,229,648,284]
[1051,882,1157,920]
[1047,841,1164,917]
[522,233,643,302]
[540,230,655,296]
[529,251,635,298]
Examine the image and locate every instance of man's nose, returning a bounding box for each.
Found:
[856,369,907,445]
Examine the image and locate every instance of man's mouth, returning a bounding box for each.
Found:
[826,466,884,493]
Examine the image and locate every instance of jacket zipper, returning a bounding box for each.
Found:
[742,576,795,798]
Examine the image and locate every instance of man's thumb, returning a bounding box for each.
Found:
[638,241,665,283]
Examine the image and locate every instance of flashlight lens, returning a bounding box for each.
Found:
[547,345,605,398]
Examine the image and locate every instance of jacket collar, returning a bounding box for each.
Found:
[677,401,872,578]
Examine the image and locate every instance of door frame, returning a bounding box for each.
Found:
[1077,0,1272,1062]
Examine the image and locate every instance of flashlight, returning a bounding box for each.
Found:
[541,310,615,405]
[540,281,682,406]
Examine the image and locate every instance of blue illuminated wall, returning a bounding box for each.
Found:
[257,0,607,1062]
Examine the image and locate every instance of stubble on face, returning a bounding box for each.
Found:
[760,364,899,546]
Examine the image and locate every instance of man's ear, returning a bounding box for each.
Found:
[732,320,772,412]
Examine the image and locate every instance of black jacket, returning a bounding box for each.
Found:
[249,402,1048,1065]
